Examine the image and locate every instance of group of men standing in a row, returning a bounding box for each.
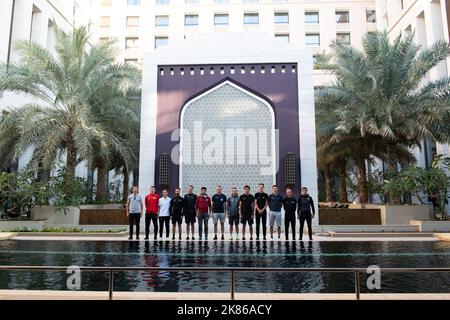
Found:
[126,184,315,241]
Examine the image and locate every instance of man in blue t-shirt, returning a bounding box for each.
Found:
[268,185,283,240]
[211,186,227,241]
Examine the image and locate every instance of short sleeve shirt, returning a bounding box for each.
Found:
[184,193,197,213]
[158,197,172,217]
[170,196,184,216]
[212,194,227,213]
[128,194,143,214]
[239,194,255,216]
[254,192,269,211]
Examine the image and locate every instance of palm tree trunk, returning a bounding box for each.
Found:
[387,160,402,204]
[338,162,349,203]
[325,165,333,202]
[65,137,77,203]
[96,161,107,202]
[123,167,130,203]
[358,158,369,204]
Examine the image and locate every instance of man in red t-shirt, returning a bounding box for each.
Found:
[145,186,160,240]
[196,187,211,240]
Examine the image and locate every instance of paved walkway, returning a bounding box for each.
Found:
[0,290,449,300]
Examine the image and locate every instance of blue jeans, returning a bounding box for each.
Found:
[198,212,209,239]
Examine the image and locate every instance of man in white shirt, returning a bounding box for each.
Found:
[158,189,172,240]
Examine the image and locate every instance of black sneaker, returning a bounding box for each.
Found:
[128,237,133,240]
[242,237,246,241]
[213,235,218,241]
[221,235,225,241]
[179,236,182,240]
[172,235,175,240]
[144,237,149,240]
[285,238,289,241]
[250,237,253,241]
[263,237,266,241]
[136,237,140,240]
[186,236,190,240]
[256,237,260,241]
[192,237,196,240]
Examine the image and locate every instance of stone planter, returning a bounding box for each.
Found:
[410,220,450,232]
[362,204,433,225]
[31,206,80,225]
[0,219,53,232]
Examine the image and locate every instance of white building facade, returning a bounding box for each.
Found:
[0,0,91,174]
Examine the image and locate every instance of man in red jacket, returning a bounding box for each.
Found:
[145,186,160,240]
[196,187,211,240]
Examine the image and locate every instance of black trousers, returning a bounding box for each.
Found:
[255,210,267,238]
[129,213,141,238]
[299,212,313,240]
[145,214,158,239]
[159,216,170,238]
[285,212,296,240]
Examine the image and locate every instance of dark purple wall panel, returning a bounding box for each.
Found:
[155,63,301,195]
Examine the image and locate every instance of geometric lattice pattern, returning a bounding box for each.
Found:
[181,82,275,195]
[285,152,297,186]
[158,153,170,186]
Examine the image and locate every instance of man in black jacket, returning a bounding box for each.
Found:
[298,187,315,241]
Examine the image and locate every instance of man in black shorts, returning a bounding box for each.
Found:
[184,185,197,240]
[170,187,184,241]
[239,185,255,241]
[282,188,297,240]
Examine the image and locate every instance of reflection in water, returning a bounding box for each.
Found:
[0,240,449,293]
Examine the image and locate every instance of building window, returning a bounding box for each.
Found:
[336,32,351,45]
[126,16,139,28]
[336,10,350,23]
[155,15,169,27]
[100,16,111,27]
[185,14,199,26]
[274,12,289,24]
[275,33,290,43]
[101,0,112,6]
[366,9,376,23]
[125,37,139,49]
[156,0,169,4]
[305,11,319,24]
[214,14,229,26]
[155,36,168,48]
[244,13,259,25]
[305,33,320,46]
[127,0,140,5]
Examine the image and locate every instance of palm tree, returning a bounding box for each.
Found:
[316,31,450,203]
[0,27,140,200]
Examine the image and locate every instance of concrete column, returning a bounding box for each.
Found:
[0,0,14,63]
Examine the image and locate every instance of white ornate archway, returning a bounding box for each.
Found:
[179,80,277,194]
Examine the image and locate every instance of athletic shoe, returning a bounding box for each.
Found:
[136,237,140,240]
[192,237,196,240]
[213,235,218,241]
[172,235,175,240]
[221,235,225,241]
[179,236,182,240]
[186,236,190,240]
[242,237,246,241]
[250,237,253,241]
[256,237,260,241]
[144,237,149,240]
[128,237,133,240]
